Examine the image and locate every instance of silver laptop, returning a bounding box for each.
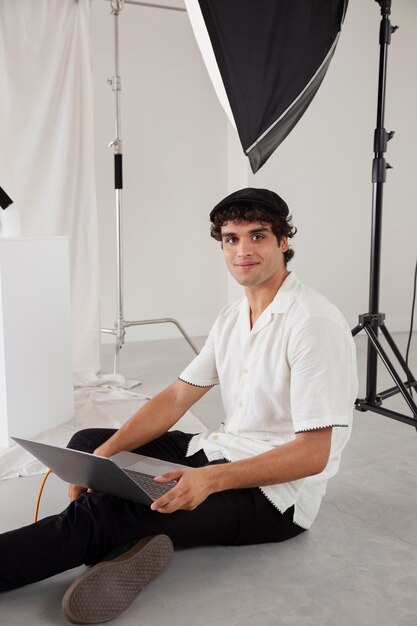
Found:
[12,436,188,505]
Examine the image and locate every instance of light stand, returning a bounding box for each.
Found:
[101,0,198,374]
[352,0,417,425]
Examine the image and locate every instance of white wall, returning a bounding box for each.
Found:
[91,0,417,342]
[90,0,227,343]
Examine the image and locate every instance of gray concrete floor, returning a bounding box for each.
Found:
[1,332,417,625]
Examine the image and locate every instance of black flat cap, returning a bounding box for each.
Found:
[210,187,289,222]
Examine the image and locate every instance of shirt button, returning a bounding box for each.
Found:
[243,368,248,374]
[238,401,243,407]
[211,434,219,441]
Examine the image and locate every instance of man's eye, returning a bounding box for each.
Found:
[252,234,264,241]
[226,237,237,244]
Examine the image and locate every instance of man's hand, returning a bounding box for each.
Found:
[68,484,93,501]
[150,428,333,514]
[150,467,213,514]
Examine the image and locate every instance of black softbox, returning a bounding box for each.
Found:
[185,0,348,173]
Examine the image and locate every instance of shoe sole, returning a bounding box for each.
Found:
[62,534,173,624]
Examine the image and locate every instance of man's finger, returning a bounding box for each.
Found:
[153,501,179,514]
[154,470,182,484]
[151,495,181,514]
[68,484,87,501]
[150,482,181,511]
[151,492,174,511]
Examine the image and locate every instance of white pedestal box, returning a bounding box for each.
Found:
[0,237,74,447]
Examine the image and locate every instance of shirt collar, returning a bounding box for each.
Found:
[268,271,301,314]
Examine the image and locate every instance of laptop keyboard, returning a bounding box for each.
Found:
[123,469,177,500]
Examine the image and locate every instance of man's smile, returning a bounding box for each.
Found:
[234,261,260,270]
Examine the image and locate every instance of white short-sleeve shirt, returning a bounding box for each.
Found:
[179,272,358,529]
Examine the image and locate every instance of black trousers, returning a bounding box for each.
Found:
[0,429,305,592]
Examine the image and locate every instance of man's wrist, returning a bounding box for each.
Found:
[94,440,118,458]
[202,463,230,494]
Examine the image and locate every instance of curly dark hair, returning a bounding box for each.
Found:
[210,204,297,265]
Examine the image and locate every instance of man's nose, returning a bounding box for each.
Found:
[237,239,253,256]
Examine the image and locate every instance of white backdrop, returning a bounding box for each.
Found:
[0,0,100,374]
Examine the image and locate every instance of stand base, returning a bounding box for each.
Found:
[353,313,417,427]
[102,316,199,374]
[355,398,417,427]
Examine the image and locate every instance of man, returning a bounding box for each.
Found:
[0,188,357,624]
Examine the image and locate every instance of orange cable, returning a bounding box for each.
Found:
[34,469,52,523]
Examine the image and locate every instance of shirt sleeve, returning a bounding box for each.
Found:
[179,325,219,387]
[288,316,358,433]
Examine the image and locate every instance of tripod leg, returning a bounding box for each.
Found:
[364,324,417,417]
[113,341,121,375]
[366,336,379,405]
[380,324,416,382]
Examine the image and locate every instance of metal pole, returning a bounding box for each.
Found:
[105,0,126,373]
[365,1,393,404]
[99,0,186,11]
[353,2,417,428]
[100,0,198,374]
[123,1,186,11]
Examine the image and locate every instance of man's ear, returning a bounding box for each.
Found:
[280,236,289,252]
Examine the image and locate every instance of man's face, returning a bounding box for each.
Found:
[220,221,288,289]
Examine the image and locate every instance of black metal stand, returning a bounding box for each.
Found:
[352,0,417,426]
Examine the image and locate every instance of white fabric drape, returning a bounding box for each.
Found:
[0,0,100,374]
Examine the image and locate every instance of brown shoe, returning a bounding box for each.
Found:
[62,534,173,624]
